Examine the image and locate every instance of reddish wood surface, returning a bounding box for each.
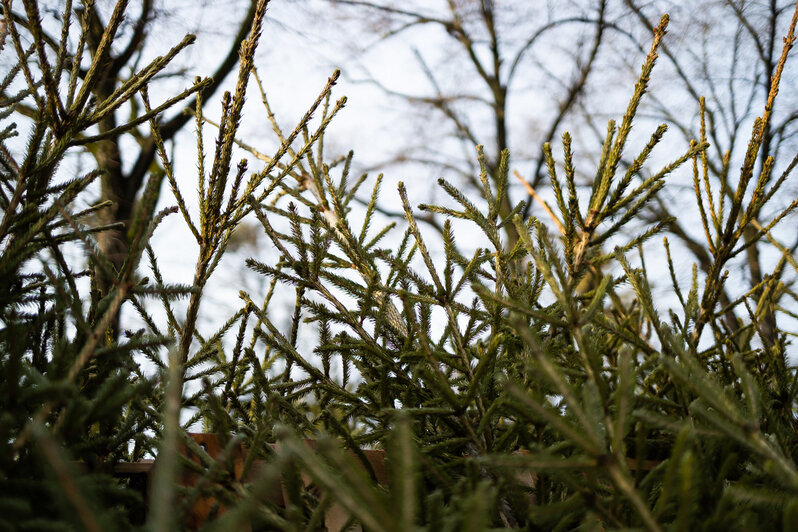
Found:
[114,434,658,530]
[129,433,388,531]
[178,433,250,530]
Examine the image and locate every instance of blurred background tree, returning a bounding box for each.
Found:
[622,0,798,341]
[2,0,258,336]
[305,0,615,248]
[295,0,798,343]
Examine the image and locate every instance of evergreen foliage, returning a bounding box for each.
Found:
[2,1,798,530]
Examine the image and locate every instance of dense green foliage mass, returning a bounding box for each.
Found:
[2,1,798,530]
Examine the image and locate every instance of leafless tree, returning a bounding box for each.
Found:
[316,0,622,247]
[2,0,260,336]
[310,0,798,345]
[617,0,798,342]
